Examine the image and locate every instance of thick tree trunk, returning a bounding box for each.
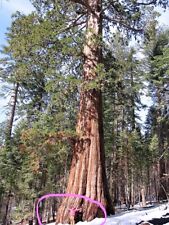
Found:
[56,0,114,223]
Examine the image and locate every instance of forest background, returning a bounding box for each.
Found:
[1,0,169,225]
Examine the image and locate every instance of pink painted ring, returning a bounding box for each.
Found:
[36,193,107,225]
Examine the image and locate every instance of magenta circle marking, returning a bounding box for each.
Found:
[36,193,107,225]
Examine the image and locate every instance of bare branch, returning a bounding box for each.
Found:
[64,20,86,32]
[136,0,157,5]
[69,13,86,26]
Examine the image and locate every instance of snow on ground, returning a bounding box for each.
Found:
[51,203,169,225]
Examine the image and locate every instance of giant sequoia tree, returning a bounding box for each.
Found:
[55,0,169,223]
[56,0,112,222]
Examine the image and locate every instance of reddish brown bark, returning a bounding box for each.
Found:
[56,0,114,223]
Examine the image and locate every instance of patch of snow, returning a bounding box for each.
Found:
[50,203,169,225]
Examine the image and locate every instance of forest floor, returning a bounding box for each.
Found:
[52,202,169,225]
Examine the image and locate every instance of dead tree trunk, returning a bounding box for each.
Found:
[56,0,114,223]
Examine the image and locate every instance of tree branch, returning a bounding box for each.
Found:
[136,0,157,6]
[68,14,86,27]
[70,0,86,7]
[103,14,143,33]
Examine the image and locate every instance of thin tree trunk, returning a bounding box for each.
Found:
[6,83,19,144]
[129,54,135,131]
[34,198,40,225]
[3,83,19,225]
[56,0,114,223]
[141,186,146,207]
[2,191,12,225]
[130,170,134,207]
